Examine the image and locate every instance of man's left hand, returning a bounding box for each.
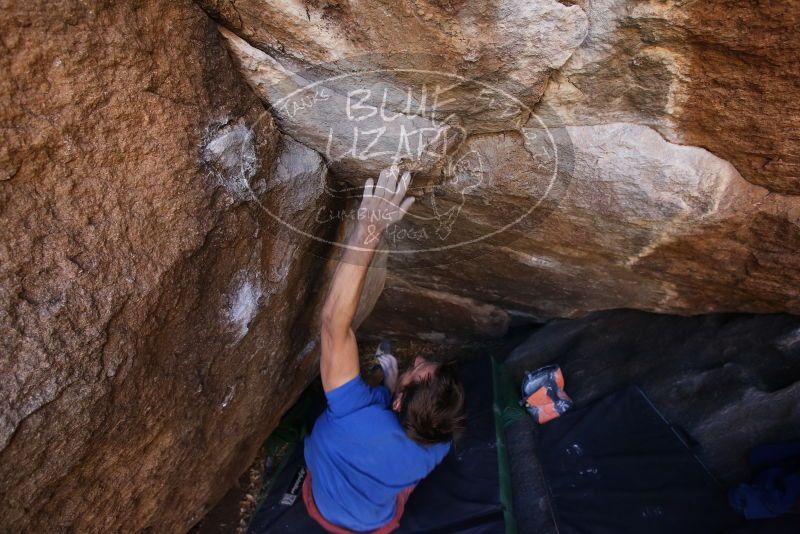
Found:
[377,354,399,394]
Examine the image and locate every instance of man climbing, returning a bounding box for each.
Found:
[303,165,466,533]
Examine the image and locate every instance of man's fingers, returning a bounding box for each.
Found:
[386,167,398,198]
[363,177,374,197]
[378,354,395,371]
[393,171,411,206]
[399,196,415,217]
[376,166,391,197]
[376,164,398,198]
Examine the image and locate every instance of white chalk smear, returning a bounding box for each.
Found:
[228,277,262,341]
[203,121,259,199]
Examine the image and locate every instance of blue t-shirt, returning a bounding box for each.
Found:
[304,376,450,531]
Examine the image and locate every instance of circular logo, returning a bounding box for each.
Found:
[204,53,574,267]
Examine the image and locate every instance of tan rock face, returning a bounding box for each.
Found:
[206,0,800,325]
[532,0,800,195]
[360,275,510,343]
[680,1,800,195]
[387,123,799,319]
[206,0,588,180]
[200,0,588,111]
[0,1,379,532]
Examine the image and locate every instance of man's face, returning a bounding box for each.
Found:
[392,356,439,412]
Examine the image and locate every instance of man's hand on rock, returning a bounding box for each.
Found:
[357,165,415,246]
[376,354,399,394]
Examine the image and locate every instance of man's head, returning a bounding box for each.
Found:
[391,357,466,446]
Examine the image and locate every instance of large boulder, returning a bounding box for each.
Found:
[2,0,798,531]
[204,0,800,323]
[359,274,510,343]
[386,123,799,319]
[0,1,380,531]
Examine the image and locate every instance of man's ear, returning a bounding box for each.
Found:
[392,394,402,412]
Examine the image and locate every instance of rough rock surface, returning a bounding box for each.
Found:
[360,274,510,343]
[388,123,800,319]
[0,1,382,532]
[204,0,800,323]
[200,0,588,119]
[523,0,800,195]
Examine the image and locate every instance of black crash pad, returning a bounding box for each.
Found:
[536,386,739,534]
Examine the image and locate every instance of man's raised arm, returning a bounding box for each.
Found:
[319,166,414,392]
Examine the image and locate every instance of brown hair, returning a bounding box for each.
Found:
[397,361,466,446]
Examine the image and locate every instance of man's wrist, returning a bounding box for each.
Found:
[351,222,383,249]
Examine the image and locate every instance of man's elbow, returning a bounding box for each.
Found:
[321,307,354,346]
[320,305,338,337]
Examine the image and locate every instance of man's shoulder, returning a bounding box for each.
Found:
[325,376,392,417]
[317,400,400,438]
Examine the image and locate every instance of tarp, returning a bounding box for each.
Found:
[535,386,739,534]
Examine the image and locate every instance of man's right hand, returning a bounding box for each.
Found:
[356,165,415,246]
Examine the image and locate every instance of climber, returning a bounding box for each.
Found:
[302,165,466,533]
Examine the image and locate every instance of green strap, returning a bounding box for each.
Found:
[492,357,527,534]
